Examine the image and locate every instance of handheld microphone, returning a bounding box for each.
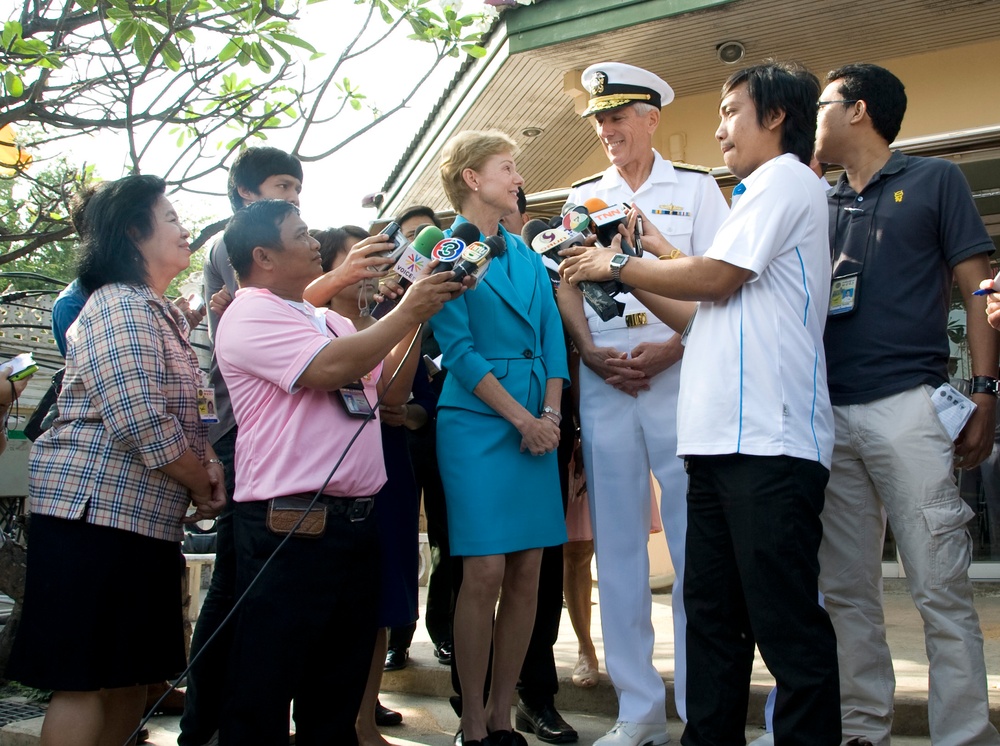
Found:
[582,198,638,256]
[430,222,482,275]
[369,226,446,319]
[452,234,506,287]
[521,220,623,322]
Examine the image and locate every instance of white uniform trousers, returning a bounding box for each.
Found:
[579,322,688,724]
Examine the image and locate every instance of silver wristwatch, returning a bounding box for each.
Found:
[610,253,630,282]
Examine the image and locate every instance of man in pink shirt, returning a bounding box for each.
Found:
[214,199,464,745]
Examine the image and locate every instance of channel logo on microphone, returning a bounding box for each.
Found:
[432,238,465,264]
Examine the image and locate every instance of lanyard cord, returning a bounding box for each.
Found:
[832,174,888,279]
[129,322,424,745]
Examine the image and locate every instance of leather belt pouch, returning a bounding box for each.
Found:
[266,496,327,538]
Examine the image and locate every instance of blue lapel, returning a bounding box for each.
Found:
[451,217,535,327]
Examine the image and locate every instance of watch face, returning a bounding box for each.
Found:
[611,254,628,267]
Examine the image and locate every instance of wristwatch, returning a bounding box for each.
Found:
[971,375,999,397]
[610,253,630,282]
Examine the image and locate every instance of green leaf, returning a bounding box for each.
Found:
[4,71,23,97]
[110,19,137,50]
[134,27,153,65]
[263,38,291,63]
[219,39,240,62]
[349,98,361,111]
[462,43,486,58]
[270,31,317,53]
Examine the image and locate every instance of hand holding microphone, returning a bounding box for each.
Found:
[522,219,623,321]
[369,225,446,318]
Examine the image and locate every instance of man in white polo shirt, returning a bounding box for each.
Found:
[560,61,840,746]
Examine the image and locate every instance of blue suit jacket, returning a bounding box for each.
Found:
[430,219,569,416]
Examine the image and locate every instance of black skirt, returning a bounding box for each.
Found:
[7,514,186,691]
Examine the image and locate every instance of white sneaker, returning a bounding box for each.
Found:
[593,721,670,746]
[748,734,774,746]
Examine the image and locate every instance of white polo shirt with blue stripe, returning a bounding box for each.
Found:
[677,153,834,469]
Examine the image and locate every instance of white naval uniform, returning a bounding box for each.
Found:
[566,150,728,724]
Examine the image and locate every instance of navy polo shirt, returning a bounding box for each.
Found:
[824,151,994,406]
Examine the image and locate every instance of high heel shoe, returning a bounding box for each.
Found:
[572,652,599,688]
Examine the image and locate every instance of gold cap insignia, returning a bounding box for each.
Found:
[586,71,607,96]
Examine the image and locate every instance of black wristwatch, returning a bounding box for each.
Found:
[970,375,999,397]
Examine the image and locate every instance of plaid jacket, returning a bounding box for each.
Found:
[29,283,207,542]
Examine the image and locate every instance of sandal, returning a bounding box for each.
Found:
[572,653,599,688]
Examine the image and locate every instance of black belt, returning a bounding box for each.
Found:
[286,492,375,522]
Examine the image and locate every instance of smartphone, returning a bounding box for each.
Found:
[367,222,409,272]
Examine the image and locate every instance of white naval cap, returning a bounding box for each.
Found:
[580,62,674,117]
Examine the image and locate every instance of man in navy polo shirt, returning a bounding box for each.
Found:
[816,63,999,746]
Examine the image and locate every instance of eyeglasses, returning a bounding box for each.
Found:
[818,99,859,107]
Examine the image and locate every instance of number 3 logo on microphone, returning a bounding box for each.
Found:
[432,238,465,263]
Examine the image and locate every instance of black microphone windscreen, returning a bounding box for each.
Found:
[485,235,507,258]
[547,215,562,228]
[521,219,550,248]
[451,222,481,245]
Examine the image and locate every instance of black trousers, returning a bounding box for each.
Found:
[681,454,840,746]
[408,419,455,646]
[179,427,238,746]
[219,499,379,746]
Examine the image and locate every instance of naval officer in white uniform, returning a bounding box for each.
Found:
[560,62,728,746]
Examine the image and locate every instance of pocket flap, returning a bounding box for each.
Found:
[920,499,975,537]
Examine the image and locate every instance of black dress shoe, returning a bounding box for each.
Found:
[454,729,492,746]
[434,639,454,664]
[383,646,409,671]
[375,699,403,726]
[515,702,578,744]
[489,729,528,746]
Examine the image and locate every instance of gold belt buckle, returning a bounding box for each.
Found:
[625,312,647,328]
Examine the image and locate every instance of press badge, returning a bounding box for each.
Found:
[337,381,374,419]
[829,274,859,316]
[197,386,219,424]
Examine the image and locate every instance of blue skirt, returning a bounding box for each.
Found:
[437,406,567,556]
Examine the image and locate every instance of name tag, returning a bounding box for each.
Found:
[829,274,859,316]
[197,386,219,423]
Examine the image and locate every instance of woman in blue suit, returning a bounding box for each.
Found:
[432,130,569,746]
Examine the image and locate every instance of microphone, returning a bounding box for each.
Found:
[369,225,446,319]
[521,220,623,322]
[582,198,638,256]
[452,234,506,287]
[430,222,481,275]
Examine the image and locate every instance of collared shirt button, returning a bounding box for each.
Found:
[522,349,533,358]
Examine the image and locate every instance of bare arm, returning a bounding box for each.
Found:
[954,255,999,469]
[560,243,752,303]
[302,234,394,308]
[297,273,462,392]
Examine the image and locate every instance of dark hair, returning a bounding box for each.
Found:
[227,147,304,213]
[826,63,907,144]
[224,199,299,280]
[395,205,442,230]
[69,183,105,237]
[722,62,820,165]
[312,225,370,272]
[77,174,166,293]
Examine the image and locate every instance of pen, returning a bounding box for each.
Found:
[973,287,993,296]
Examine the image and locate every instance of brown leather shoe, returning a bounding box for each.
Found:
[145,681,186,715]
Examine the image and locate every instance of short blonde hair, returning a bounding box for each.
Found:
[439,130,519,211]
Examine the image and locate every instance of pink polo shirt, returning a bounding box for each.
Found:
[216,287,386,502]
